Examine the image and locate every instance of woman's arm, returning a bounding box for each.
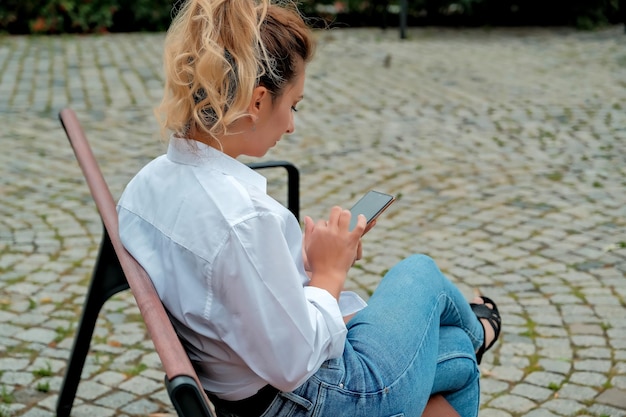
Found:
[210,211,358,392]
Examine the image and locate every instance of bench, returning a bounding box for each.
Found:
[55,107,459,417]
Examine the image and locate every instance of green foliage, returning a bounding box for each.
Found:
[399,0,622,28]
[0,0,118,34]
[0,0,174,34]
[0,386,13,404]
[0,0,622,34]
[32,362,53,378]
[35,381,50,393]
[112,0,174,33]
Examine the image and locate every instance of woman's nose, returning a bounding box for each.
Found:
[285,114,295,134]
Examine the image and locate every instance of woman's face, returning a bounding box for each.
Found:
[245,66,305,157]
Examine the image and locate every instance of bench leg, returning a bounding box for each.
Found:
[56,230,129,417]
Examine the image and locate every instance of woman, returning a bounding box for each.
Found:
[117,0,502,416]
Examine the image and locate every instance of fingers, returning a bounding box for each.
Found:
[326,206,343,227]
[328,208,366,237]
[352,213,367,236]
[337,208,352,231]
[304,208,366,276]
[353,239,363,265]
[363,218,376,235]
[306,207,366,239]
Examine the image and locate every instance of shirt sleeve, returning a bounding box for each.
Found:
[209,212,347,392]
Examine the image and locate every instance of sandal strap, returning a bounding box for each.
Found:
[470,296,502,363]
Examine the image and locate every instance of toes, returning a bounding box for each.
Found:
[471,296,495,311]
[471,296,484,305]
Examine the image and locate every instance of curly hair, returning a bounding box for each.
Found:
[156,0,315,140]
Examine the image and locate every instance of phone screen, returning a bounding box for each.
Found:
[348,190,395,231]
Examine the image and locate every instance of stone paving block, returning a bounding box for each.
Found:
[538,359,571,375]
[118,376,162,396]
[524,372,567,388]
[557,383,598,402]
[586,403,626,417]
[36,393,60,412]
[511,383,554,402]
[0,357,30,371]
[610,338,626,350]
[570,323,605,335]
[578,347,613,360]
[1,371,35,386]
[542,398,586,415]
[93,371,127,387]
[489,365,525,383]
[12,313,50,327]
[479,409,513,417]
[138,369,164,382]
[489,394,536,414]
[596,388,626,410]
[574,359,612,373]
[45,375,64,392]
[613,376,626,390]
[139,351,163,370]
[523,410,560,417]
[569,370,610,388]
[479,377,510,395]
[28,357,65,374]
[120,398,162,415]
[149,388,173,406]
[18,407,51,417]
[94,391,135,409]
[76,380,113,401]
[73,404,117,417]
[110,349,144,366]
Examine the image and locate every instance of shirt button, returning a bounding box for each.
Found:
[384,387,389,394]
[339,383,344,388]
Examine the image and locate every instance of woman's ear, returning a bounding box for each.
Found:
[249,86,268,116]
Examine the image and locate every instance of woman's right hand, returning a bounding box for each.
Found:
[303,206,366,299]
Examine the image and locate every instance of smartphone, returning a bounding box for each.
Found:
[348,190,396,231]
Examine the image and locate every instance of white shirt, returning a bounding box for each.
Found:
[117,138,356,400]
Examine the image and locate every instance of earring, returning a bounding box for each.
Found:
[251,123,256,132]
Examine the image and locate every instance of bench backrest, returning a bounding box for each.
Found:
[59,108,215,417]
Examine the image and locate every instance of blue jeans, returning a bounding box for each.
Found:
[261,254,484,417]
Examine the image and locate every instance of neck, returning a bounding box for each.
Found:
[188,119,253,158]
[188,124,238,157]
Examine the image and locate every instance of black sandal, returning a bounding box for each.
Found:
[470,296,502,364]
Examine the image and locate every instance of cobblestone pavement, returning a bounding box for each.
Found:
[1,25,625,417]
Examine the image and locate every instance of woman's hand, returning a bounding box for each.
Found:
[303,206,366,299]
[303,215,375,271]
[352,219,376,264]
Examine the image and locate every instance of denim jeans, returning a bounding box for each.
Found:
[258,254,484,417]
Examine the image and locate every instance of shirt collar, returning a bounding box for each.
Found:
[167,136,267,192]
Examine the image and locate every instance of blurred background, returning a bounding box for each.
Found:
[1,0,625,35]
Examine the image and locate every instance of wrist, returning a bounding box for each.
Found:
[308,271,345,300]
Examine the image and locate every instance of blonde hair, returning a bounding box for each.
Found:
[157,0,315,139]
